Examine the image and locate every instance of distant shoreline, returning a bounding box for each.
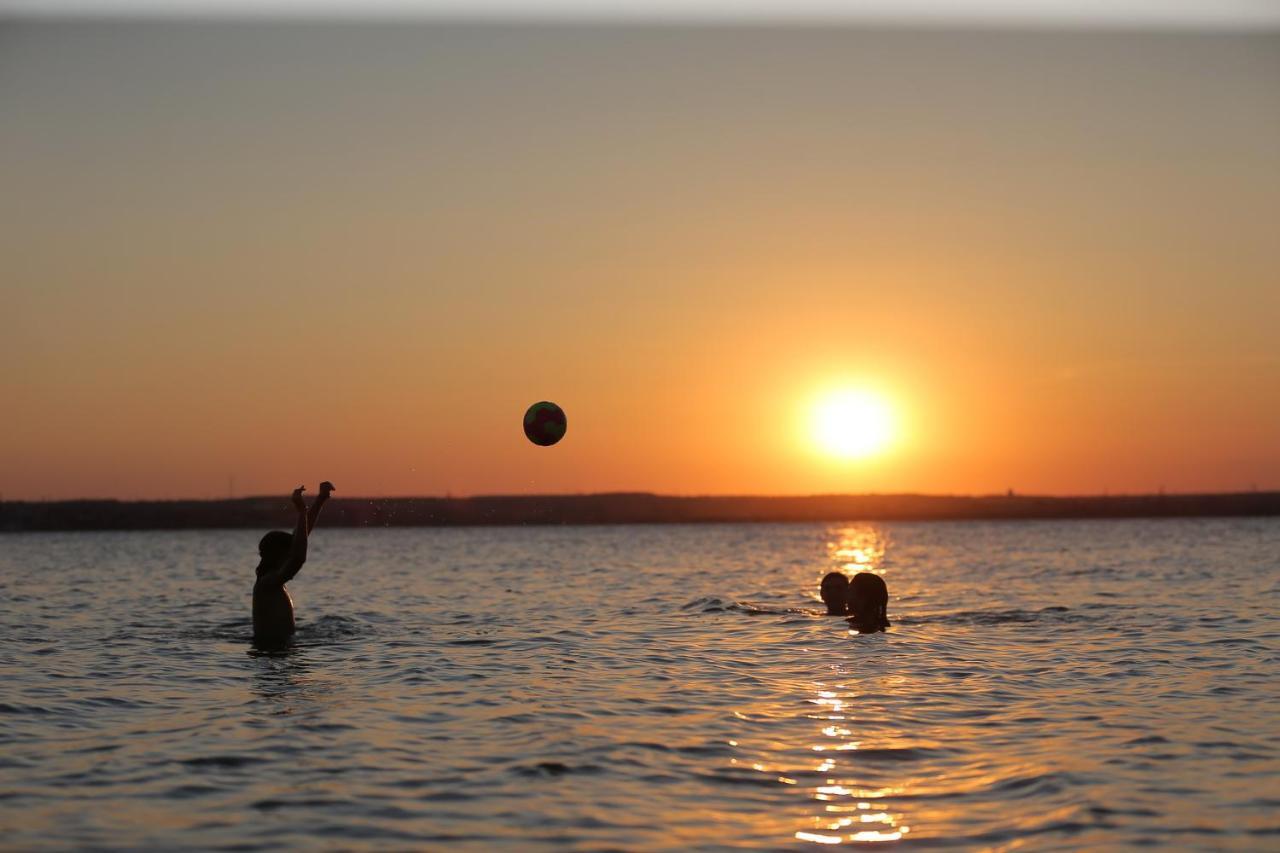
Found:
[2,491,1277,532]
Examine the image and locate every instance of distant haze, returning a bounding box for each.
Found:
[2,22,1278,499]
[6,1,1280,29]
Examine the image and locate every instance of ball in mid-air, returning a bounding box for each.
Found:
[523,401,567,447]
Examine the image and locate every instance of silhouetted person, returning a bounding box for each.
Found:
[253,481,333,648]
[820,571,850,615]
[847,571,890,633]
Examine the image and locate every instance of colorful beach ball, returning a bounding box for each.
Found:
[523,401,567,447]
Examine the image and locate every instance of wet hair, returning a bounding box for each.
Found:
[257,530,292,576]
[847,572,890,632]
[819,572,850,615]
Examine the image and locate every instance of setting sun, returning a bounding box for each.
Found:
[811,390,896,460]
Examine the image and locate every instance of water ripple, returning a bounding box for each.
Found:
[1,520,1277,849]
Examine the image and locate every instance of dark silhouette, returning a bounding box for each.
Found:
[252,482,333,648]
[523,401,567,446]
[819,571,850,615]
[847,572,890,633]
[817,570,891,631]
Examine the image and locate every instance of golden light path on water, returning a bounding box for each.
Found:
[714,524,1094,848]
[716,526,919,846]
[797,527,906,845]
[797,683,911,845]
[828,526,889,577]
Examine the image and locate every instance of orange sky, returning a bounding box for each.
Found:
[2,23,1278,500]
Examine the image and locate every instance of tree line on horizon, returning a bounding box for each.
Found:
[1,491,1277,531]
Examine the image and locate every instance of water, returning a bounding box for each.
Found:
[1,519,1277,850]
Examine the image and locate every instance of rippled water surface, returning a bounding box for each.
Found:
[2,520,1278,850]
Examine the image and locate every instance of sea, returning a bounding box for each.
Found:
[1,519,1277,850]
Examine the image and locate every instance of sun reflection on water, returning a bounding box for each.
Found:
[734,524,917,845]
[827,526,889,576]
[795,680,912,845]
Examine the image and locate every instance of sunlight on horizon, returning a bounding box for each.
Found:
[810,389,897,461]
[2,24,1276,499]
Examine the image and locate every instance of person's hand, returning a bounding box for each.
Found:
[291,486,306,512]
[318,481,336,499]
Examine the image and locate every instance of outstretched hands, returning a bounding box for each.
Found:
[306,481,334,534]
[270,481,336,583]
[287,482,335,536]
[290,482,335,509]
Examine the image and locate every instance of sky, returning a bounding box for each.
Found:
[2,17,1278,500]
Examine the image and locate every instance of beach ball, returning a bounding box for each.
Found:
[523,401,567,447]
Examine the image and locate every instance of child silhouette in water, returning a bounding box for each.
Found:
[820,572,850,615]
[819,570,891,632]
[846,571,890,633]
[253,482,334,647]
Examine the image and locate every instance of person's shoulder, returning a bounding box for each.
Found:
[253,574,284,592]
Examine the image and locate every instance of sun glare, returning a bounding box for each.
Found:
[811,390,895,459]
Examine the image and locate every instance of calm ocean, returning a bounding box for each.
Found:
[1,519,1277,850]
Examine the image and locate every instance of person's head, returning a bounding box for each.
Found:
[820,572,850,615]
[847,572,890,632]
[257,530,292,576]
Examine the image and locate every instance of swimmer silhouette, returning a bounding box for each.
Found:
[818,570,891,630]
[847,571,890,633]
[253,481,333,648]
[820,572,850,615]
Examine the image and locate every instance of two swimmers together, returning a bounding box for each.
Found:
[821,570,891,633]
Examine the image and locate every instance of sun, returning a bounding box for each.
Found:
[811,389,895,459]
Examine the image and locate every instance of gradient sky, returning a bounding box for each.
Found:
[2,20,1278,499]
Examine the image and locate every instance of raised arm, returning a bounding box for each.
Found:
[307,481,335,533]
[275,486,310,584]
[255,487,310,588]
